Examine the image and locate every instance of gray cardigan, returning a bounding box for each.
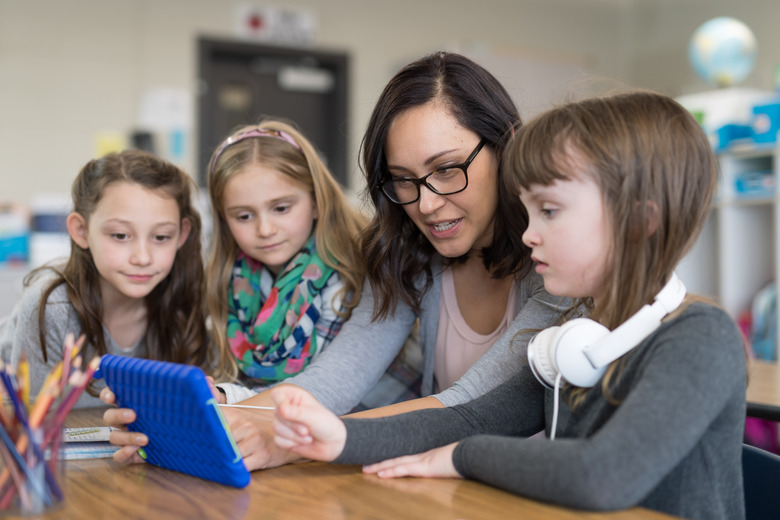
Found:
[336,303,747,520]
[0,280,146,409]
[283,257,566,415]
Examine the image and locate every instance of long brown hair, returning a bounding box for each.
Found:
[505,90,717,401]
[30,149,209,394]
[206,119,366,381]
[360,51,529,319]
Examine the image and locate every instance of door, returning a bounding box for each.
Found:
[197,38,350,187]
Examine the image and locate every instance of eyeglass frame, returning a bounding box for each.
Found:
[378,139,487,205]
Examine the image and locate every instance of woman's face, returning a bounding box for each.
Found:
[384,102,499,259]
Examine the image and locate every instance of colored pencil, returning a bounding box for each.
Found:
[0,335,92,512]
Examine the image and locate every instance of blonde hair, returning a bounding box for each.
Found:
[505,91,717,404]
[206,119,366,381]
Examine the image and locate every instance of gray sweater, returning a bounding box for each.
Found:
[0,280,146,409]
[336,303,746,520]
[283,258,566,415]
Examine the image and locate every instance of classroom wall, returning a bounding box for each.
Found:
[0,0,778,206]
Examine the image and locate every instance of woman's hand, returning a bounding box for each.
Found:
[271,386,346,462]
[221,407,303,470]
[100,387,147,464]
[362,443,461,479]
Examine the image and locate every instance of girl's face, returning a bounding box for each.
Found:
[385,102,499,259]
[519,152,612,303]
[67,181,190,305]
[222,163,317,275]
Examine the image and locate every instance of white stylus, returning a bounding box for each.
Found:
[218,404,275,410]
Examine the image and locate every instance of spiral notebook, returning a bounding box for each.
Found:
[94,355,251,488]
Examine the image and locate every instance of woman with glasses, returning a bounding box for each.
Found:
[216,51,565,470]
[103,51,564,471]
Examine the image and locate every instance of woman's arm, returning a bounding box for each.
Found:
[244,281,416,415]
[346,273,563,419]
[347,396,444,418]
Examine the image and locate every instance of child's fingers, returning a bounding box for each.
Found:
[109,429,147,447]
[274,433,312,451]
[270,386,300,410]
[102,407,136,428]
[113,444,145,464]
[363,444,460,479]
[99,387,116,404]
[363,455,419,476]
[272,417,311,444]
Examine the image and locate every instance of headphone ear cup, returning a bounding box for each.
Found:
[554,319,611,388]
[528,319,612,389]
[528,326,567,389]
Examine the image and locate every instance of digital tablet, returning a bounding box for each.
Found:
[95,355,251,488]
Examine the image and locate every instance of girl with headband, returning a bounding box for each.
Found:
[203,120,366,402]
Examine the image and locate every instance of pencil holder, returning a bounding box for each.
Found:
[0,411,66,515]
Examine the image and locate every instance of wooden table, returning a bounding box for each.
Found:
[747,358,780,421]
[5,408,679,520]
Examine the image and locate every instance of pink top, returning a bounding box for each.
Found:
[434,266,518,392]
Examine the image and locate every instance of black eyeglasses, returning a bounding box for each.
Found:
[379,139,487,205]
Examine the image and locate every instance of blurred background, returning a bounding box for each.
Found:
[2,0,778,203]
[2,0,780,317]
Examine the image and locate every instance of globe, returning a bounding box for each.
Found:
[688,17,757,88]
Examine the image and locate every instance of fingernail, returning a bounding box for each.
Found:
[123,410,134,420]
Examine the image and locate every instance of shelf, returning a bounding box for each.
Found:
[679,142,780,360]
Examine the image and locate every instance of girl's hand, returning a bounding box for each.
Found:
[100,387,148,464]
[205,376,226,404]
[362,443,461,479]
[271,386,346,462]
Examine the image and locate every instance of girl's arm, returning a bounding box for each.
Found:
[334,367,546,465]
[333,305,745,514]
[271,385,347,461]
[437,305,746,511]
[0,282,73,401]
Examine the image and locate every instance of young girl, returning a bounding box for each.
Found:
[270,91,747,520]
[0,149,209,408]
[204,120,365,402]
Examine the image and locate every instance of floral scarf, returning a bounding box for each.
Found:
[227,237,339,382]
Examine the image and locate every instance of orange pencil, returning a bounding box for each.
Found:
[0,380,14,433]
[35,334,85,405]
[17,353,29,409]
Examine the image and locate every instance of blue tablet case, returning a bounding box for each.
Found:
[95,355,251,488]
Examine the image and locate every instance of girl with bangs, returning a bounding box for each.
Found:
[272,91,746,520]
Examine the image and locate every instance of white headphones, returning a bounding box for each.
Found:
[527,272,686,389]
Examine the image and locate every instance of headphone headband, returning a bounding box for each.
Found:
[584,272,686,369]
[528,272,687,389]
[208,128,300,174]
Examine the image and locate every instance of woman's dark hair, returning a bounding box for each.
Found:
[360,51,529,319]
